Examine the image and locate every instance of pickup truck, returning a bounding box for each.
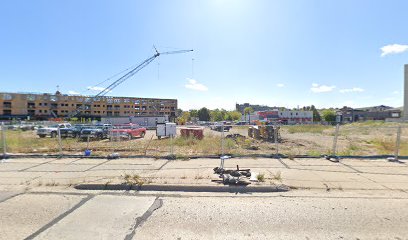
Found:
[58,125,92,138]
[109,124,146,140]
[36,123,72,138]
[80,125,111,141]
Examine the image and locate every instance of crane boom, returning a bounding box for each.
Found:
[68,49,193,118]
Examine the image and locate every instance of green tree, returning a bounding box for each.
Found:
[321,109,336,123]
[197,107,211,121]
[228,111,242,121]
[189,109,198,118]
[210,109,223,122]
[310,105,321,122]
[176,111,190,125]
[243,107,254,123]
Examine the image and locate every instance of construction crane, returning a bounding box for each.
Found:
[68,48,193,118]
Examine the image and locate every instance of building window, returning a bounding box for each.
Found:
[3,102,12,108]
[3,110,11,115]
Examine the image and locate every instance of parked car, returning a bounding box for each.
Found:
[210,123,232,132]
[36,123,72,138]
[19,124,36,131]
[109,123,146,140]
[59,125,91,138]
[80,125,110,141]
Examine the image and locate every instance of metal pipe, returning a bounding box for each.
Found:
[221,123,225,156]
[274,125,279,158]
[170,134,174,158]
[332,124,340,156]
[1,122,6,159]
[394,126,402,160]
[57,126,62,157]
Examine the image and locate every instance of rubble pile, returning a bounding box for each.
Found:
[248,125,281,142]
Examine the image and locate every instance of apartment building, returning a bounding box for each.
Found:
[336,105,401,123]
[0,92,177,120]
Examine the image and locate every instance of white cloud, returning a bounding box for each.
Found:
[392,90,399,94]
[380,44,408,57]
[339,87,364,93]
[87,86,111,92]
[276,83,285,87]
[68,90,80,95]
[310,83,336,93]
[185,78,208,91]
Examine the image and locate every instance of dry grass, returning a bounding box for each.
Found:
[257,173,265,182]
[2,123,408,157]
[272,171,282,181]
[284,125,332,134]
[123,173,145,186]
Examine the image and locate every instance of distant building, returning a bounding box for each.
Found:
[0,92,177,120]
[336,105,401,123]
[242,110,313,124]
[277,110,313,124]
[235,103,283,113]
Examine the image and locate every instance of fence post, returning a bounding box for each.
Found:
[170,134,174,158]
[221,123,225,156]
[274,124,279,158]
[1,122,7,160]
[394,126,402,161]
[332,124,340,156]
[57,126,63,158]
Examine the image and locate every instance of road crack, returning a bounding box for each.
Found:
[124,197,163,240]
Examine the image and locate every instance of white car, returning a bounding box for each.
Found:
[36,123,72,138]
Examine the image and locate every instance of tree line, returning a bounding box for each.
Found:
[176,108,242,124]
[176,105,337,124]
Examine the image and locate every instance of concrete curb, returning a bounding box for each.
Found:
[4,153,408,160]
[74,183,290,193]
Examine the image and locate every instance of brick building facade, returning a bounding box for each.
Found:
[0,92,177,120]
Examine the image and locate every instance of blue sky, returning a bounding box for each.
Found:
[0,0,407,110]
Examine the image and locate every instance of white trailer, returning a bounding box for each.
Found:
[156,122,176,139]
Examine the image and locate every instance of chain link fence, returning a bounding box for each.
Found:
[0,121,407,159]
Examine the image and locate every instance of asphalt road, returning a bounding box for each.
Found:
[1,190,408,240]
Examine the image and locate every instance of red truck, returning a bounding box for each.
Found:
[109,123,146,140]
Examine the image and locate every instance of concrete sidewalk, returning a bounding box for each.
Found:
[1,157,408,192]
